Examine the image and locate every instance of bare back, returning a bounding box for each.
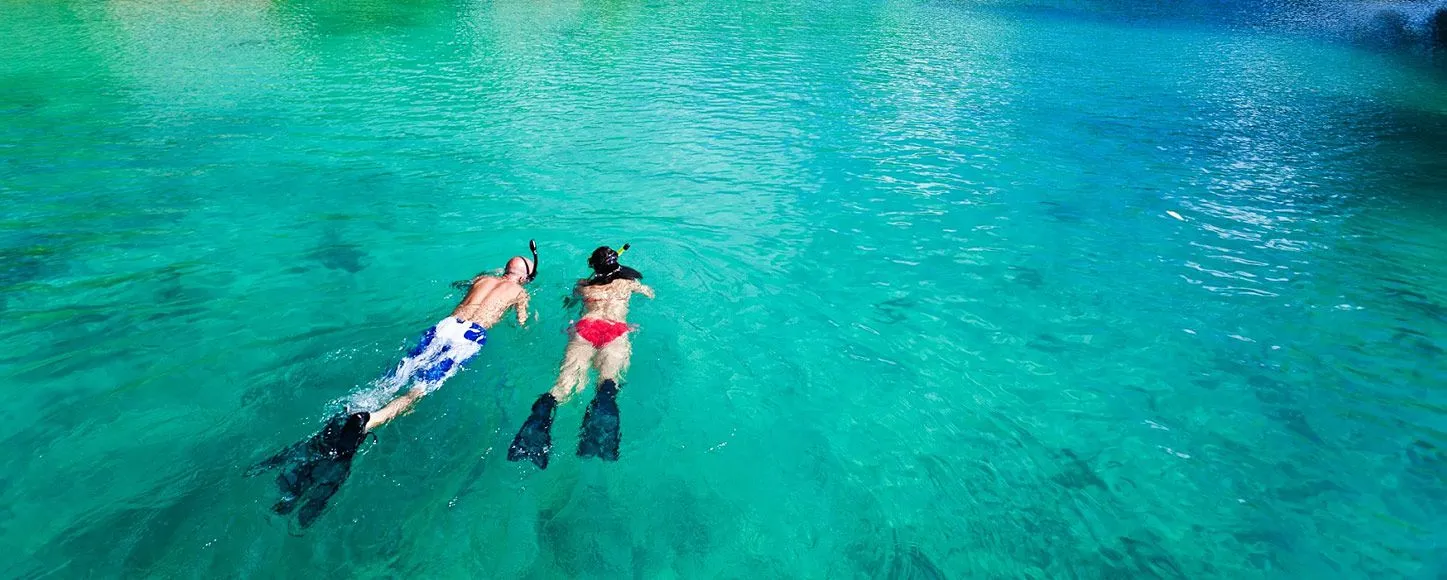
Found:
[453,276,530,328]
[577,279,653,323]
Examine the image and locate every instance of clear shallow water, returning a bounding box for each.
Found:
[3,0,1447,577]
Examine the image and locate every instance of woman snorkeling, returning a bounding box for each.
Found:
[508,245,654,469]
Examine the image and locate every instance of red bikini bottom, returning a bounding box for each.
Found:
[573,318,631,348]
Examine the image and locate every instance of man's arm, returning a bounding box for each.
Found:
[515,290,531,326]
[634,281,655,299]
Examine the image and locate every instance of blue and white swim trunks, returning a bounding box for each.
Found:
[384,317,487,390]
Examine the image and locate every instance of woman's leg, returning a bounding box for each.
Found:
[550,335,597,403]
[578,334,632,460]
[593,334,633,385]
[512,334,595,469]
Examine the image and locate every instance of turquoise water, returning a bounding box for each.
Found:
[4,0,1447,577]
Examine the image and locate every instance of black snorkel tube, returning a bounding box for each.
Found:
[526,239,539,283]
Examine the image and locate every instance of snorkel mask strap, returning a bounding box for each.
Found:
[602,244,628,276]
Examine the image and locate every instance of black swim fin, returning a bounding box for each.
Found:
[296,464,350,528]
[247,441,303,477]
[577,380,621,461]
[256,412,371,528]
[508,393,557,469]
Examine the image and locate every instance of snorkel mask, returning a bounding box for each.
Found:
[588,244,629,275]
[584,243,640,286]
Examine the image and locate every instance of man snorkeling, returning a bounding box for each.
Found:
[251,241,539,528]
[509,244,654,469]
[364,242,538,431]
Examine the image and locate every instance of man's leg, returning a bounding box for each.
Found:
[366,332,485,431]
[365,386,425,431]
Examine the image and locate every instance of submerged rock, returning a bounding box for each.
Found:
[846,529,948,580]
[1338,1,1447,50]
[1368,6,1414,48]
[1432,7,1447,48]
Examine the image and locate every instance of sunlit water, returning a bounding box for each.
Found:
[4,0,1447,577]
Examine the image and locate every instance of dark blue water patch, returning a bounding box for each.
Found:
[538,489,636,577]
[1382,285,1447,324]
[882,545,948,580]
[1026,333,1080,355]
[313,243,369,273]
[0,476,13,537]
[1404,438,1447,498]
[1038,200,1087,224]
[18,462,234,577]
[1272,406,1326,444]
[1324,2,1447,58]
[1271,475,1344,507]
[652,484,714,565]
[1007,265,1045,289]
[0,401,75,517]
[0,84,48,116]
[270,0,463,38]
[1388,326,1447,358]
[235,332,389,414]
[1237,367,1338,446]
[977,0,1282,27]
[1331,103,1447,202]
[872,296,917,324]
[118,480,226,574]
[1115,532,1189,579]
[0,233,67,289]
[3,310,120,365]
[843,527,949,580]
[307,227,371,273]
[993,503,1105,574]
[145,263,222,312]
[1050,448,1109,491]
[1358,7,1422,50]
[1433,7,1447,48]
[1232,524,1297,571]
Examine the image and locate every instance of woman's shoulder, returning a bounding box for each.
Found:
[590,279,636,294]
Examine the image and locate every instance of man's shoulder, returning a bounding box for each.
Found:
[500,280,527,297]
